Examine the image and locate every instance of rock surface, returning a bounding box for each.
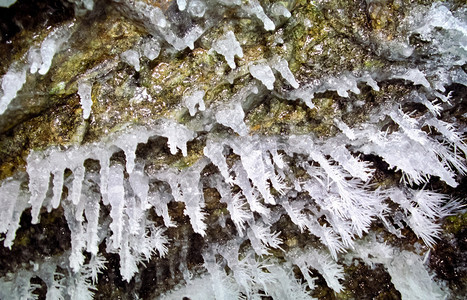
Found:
[0,0,466,299]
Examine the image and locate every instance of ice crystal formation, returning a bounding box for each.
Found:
[0,0,466,299]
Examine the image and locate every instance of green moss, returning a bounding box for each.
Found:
[444,212,467,234]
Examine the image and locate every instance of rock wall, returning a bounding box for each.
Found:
[0,0,466,299]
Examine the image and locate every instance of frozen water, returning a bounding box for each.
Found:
[0,65,27,114]
[271,57,299,88]
[78,81,93,119]
[121,49,141,72]
[211,31,243,69]
[249,63,275,90]
[183,89,206,116]
[215,102,248,136]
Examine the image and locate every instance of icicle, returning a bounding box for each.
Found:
[183,89,206,116]
[215,102,249,136]
[51,169,64,209]
[157,120,196,156]
[77,81,93,120]
[0,64,27,115]
[27,151,51,224]
[38,25,73,75]
[177,0,187,11]
[211,31,243,69]
[243,0,275,31]
[270,57,299,88]
[204,139,232,184]
[142,38,161,60]
[121,49,141,72]
[108,164,125,250]
[0,179,21,234]
[71,165,85,205]
[129,164,149,210]
[249,63,275,90]
[98,152,111,205]
[84,192,100,255]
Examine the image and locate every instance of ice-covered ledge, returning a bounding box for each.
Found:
[0,0,466,299]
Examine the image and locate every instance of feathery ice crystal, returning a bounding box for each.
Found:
[0,0,466,299]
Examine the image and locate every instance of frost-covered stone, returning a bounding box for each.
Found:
[0,0,466,298]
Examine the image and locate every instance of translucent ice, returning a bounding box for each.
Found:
[188,0,207,17]
[211,31,243,69]
[0,65,27,114]
[271,57,299,88]
[249,63,275,90]
[183,89,206,116]
[121,49,141,72]
[215,102,249,136]
[78,81,93,119]
[108,164,125,250]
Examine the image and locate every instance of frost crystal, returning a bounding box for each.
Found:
[1,1,466,298]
